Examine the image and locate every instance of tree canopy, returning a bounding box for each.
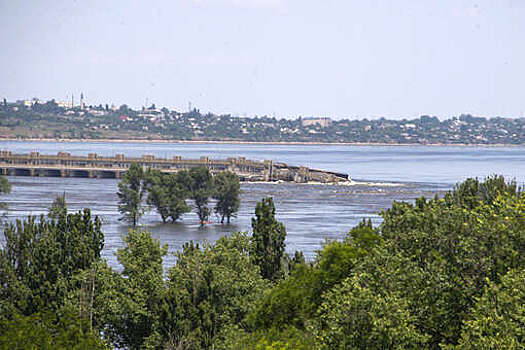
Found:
[250,197,287,282]
[117,163,146,226]
[188,166,213,224]
[1,176,524,349]
[212,171,241,224]
[145,169,191,223]
[0,176,10,211]
[0,209,103,319]
[119,165,241,226]
[48,192,67,220]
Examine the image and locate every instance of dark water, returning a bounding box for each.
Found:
[1,141,523,267]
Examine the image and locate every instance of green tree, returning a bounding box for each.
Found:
[242,177,523,349]
[356,176,525,348]
[221,326,316,350]
[250,197,286,282]
[152,232,269,349]
[94,229,167,350]
[48,192,67,219]
[0,209,104,319]
[188,166,213,225]
[145,169,169,222]
[212,171,241,224]
[0,311,108,350]
[248,219,380,332]
[167,170,193,221]
[0,175,10,211]
[117,163,146,226]
[444,175,520,209]
[449,269,525,349]
[314,274,429,349]
[145,169,191,223]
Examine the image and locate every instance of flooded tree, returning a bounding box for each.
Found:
[188,166,213,225]
[145,169,191,223]
[117,162,146,226]
[212,171,240,224]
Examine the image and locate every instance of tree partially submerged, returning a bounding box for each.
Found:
[118,165,241,226]
[117,163,146,226]
[3,173,522,349]
[145,169,191,223]
[212,171,241,224]
[188,167,213,225]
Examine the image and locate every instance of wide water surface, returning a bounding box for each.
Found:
[1,141,523,267]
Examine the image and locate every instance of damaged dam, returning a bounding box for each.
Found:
[0,151,349,184]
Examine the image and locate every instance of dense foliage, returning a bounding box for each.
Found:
[118,165,241,226]
[250,197,287,282]
[0,209,103,319]
[0,175,10,211]
[48,192,67,220]
[0,312,108,350]
[145,169,192,223]
[212,171,241,224]
[117,162,147,226]
[1,175,524,349]
[188,166,214,224]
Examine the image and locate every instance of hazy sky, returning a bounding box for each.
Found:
[1,0,524,119]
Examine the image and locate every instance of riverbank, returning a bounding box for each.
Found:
[1,137,523,147]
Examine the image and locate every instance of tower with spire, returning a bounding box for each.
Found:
[80,93,85,110]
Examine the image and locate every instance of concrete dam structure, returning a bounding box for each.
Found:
[0,151,349,184]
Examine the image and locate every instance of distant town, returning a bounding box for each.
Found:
[1,96,524,145]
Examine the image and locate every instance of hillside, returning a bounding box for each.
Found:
[1,100,524,145]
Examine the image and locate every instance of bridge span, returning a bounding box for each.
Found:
[0,151,349,183]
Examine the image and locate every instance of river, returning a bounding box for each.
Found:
[1,140,524,267]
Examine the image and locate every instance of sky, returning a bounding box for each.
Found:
[1,0,524,120]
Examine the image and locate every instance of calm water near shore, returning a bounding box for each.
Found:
[1,141,524,268]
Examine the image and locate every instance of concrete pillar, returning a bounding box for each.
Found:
[60,169,67,177]
[29,169,35,176]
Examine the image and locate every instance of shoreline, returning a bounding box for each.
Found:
[0,137,523,148]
